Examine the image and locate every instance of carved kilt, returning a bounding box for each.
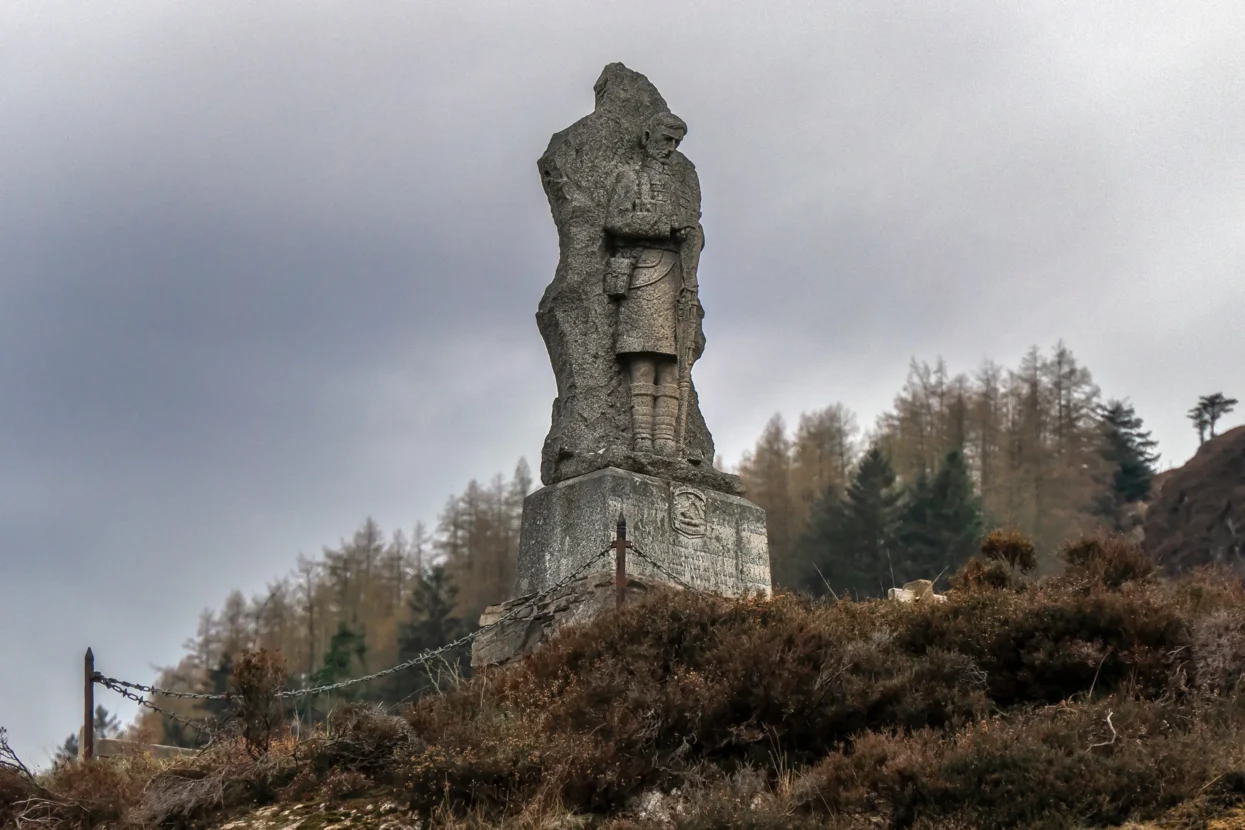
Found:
[616,245,680,357]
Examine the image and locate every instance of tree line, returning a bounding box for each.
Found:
[75,342,1233,747]
[106,462,534,746]
[737,342,1170,596]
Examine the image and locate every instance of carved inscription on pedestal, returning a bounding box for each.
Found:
[671,485,707,538]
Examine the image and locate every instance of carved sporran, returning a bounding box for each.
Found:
[603,253,633,299]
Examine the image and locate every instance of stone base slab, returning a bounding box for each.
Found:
[514,467,770,598]
[472,569,663,668]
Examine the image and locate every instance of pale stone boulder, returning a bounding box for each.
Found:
[888,579,947,603]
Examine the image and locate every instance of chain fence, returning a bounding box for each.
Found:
[90,542,619,732]
[94,675,216,739]
[88,527,718,749]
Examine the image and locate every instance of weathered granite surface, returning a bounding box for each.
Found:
[887,579,947,603]
[471,569,669,669]
[536,62,743,496]
[513,467,771,599]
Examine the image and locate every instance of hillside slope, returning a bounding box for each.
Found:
[1145,425,1245,577]
[7,535,1245,829]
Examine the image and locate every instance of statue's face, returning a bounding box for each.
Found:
[645,129,682,160]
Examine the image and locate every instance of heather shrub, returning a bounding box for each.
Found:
[950,529,1038,594]
[230,648,287,758]
[1059,535,1156,588]
[10,534,1245,828]
[947,556,1023,593]
[311,703,416,778]
[979,528,1037,572]
[794,696,1245,829]
[0,766,33,827]
[394,565,1242,819]
[1172,564,1245,615]
[26,755,160,828]
[320,769,371,799]
[472,593,989,767]
[1191,606,1245,694]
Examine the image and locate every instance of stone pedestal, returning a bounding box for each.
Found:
[515,467,771,598]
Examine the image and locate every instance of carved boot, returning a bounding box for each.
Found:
[630,383,656,453]
[653,385,680,456]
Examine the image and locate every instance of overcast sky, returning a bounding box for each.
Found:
[2,0,1242,763]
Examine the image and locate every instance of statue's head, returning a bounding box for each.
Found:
[643,112,686,161]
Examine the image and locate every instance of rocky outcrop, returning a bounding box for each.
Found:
[1144,425,1245,577]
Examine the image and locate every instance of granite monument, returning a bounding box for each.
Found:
[522,62,769,594]
[473,64,771,666]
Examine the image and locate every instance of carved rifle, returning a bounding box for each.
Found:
[675,224,703,456]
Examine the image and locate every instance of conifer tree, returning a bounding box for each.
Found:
[392,564,472,702]
[896,450,983,581]
[895,468,935,576]
[310,621,369,703]
[1095,400,1160,529]
[1196,393,1238,439]
[796,486,846,597]
[798,445,903,599]
[1188,404,1210,446]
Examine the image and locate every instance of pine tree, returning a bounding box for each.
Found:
[1188,405,1211,446]
[1196,393,1239,439]
[798,446,903,599]
[896,450,983,582]
[796,485,847,598]
[54,733,79,766]
[1095,400,1160,529]
[311,621,368,700]
[204,654,234,716]
[391,564,472,703]
[894,468,936,578]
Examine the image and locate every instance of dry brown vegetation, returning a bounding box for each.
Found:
[7,534,1245,829]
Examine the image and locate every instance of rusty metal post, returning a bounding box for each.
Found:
[614,513,631,607]
[82,648,95,761]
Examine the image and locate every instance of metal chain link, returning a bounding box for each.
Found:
[95,676,230,701]
[629,544,697,591]
[96,675,214,737]
[277,543,613,698]
[95,545,617,706]
[277,629,480,699]
[92,544,616,705]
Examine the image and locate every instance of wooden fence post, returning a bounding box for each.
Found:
[82,648,94,761]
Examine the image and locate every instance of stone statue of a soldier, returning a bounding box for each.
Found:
[604,112,706,457]
[534,63,744,495]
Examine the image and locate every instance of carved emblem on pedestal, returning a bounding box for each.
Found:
[671,485,707,538]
